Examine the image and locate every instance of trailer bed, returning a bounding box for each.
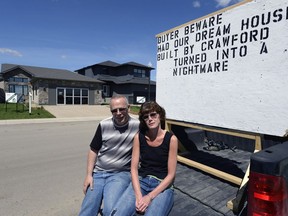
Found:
[170,146,252,215]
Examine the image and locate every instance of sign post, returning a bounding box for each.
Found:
[29,92,32,114]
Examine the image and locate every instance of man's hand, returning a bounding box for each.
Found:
[83,175,93,194]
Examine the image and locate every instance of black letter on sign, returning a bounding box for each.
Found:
[260,42,268,54]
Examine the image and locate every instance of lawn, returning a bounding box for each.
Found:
[130,105,140,115]
[0,103,55,120]
[0,103,139,120]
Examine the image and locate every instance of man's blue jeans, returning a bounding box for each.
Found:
[110,176,174,216]
[78,171,131,216]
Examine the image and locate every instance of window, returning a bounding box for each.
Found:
[57,88,89,105]
[23,86,28,95]
[8,76,30,96]
[22,78,29,83]
[14,77,23,82]
[82,89,88,104]
[74,89,81,104]
[66,88,73,96]
[74,89,80,96]
[134,69,146,78]
[9,85,14,92]
[65,88,73,104]
[8,84,29,96]
[82,89,88,96]
[9,77,29,83]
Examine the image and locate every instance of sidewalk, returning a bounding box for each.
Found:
[0,105,113,125]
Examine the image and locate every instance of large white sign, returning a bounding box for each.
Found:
[156,0,288,136]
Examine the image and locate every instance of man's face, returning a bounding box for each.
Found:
[110,98,129,126]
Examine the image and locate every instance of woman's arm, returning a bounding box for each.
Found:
[131,133,141,200]
[146,134,178,200]
[131,133,150,213]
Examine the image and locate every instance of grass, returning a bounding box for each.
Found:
[0,103,140,120]
[0,103,55,120]
[130,105,140,115]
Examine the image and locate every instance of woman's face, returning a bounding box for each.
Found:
[142,111,160,129]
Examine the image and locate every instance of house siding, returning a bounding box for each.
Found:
[48,88,57,105]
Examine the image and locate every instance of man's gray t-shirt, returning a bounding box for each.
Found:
[90,116,139,172]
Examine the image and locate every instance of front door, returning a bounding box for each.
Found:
[57,88,65,104]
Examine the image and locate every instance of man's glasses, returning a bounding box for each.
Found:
[111,107,127,114]
[143,112,158,121]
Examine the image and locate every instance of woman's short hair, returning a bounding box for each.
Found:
[138,101,166,131]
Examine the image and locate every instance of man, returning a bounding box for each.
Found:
[78,95,139,216]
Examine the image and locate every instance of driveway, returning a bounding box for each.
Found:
[43,105,112,118]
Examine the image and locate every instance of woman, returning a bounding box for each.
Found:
[110,101,178,216]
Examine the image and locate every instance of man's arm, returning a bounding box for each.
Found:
[82,148,98,194]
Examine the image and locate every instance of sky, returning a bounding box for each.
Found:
[0,0,244,81]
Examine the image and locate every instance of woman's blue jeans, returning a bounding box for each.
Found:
[110,176,174,216]
[78,171,131,216]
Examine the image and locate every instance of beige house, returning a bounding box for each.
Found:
[0,64,103,105]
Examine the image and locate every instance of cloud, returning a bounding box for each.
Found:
[0,48,23,57]
[215,0,243,7]
[192,1,201,8]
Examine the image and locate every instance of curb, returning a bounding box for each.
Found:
[0,116,106,125]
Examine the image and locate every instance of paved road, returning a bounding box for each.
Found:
[0,120,101,216]
[0,106,240,216]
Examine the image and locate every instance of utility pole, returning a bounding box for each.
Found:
[148,62,152,102]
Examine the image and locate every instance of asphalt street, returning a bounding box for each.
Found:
[0,120,101,216]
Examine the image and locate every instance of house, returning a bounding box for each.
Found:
[0,64,103,105]
[75,61,156,104]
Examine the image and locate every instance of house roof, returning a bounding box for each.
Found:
[121,61,154,69]
[1,64,103,83]
[76,60,155,71]
[95,74,156,85]
[97,60,121,67]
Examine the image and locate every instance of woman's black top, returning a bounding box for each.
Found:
[138,131,173,180]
